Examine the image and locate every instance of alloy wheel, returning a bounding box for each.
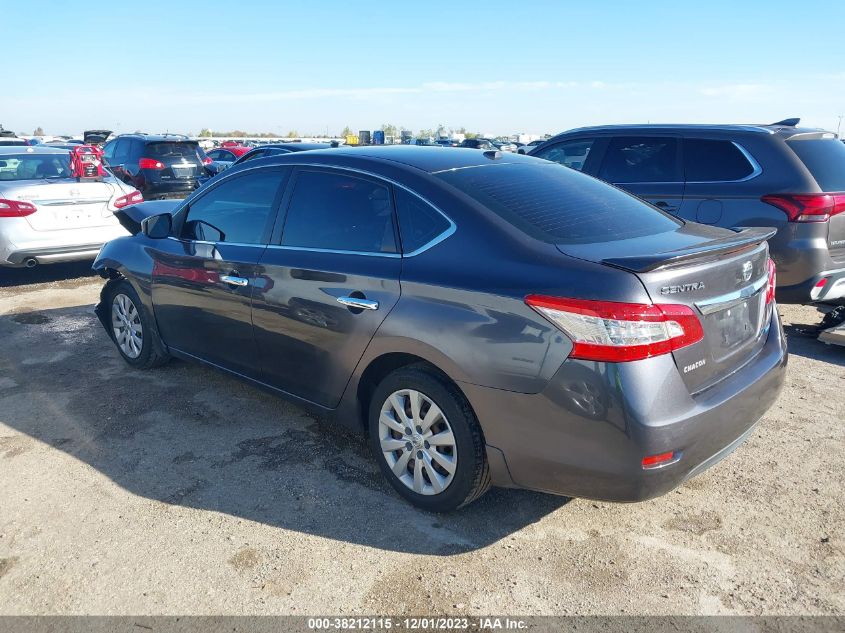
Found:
[111,293,143,359]
[378,389,457,495]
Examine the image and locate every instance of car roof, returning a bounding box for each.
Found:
[549,122,831,140]
[244,144,538,174]
[259,142,334,151]
[114,134,196,143]
[0,146,70,155]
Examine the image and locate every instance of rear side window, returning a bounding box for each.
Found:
[439,163,681,244]
[787,139,845,191]
[395,188,451,253]
[684,139,756,182]
[181,170,282,244]
[281,170,397,254]
[532,139,594,171]
[598,137,680,183]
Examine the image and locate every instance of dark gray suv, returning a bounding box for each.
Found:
[530,120,845,304]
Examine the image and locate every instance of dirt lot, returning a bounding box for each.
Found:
[0,264,842,616]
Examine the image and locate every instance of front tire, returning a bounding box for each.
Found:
[368,365,490,512]
[106,280,169,369]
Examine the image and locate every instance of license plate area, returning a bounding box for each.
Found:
[171,165,196,179]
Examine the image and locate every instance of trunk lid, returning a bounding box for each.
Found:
[83,129,112,145]
[12,179,121,231]
[144,141,203,183]
[559,224,775,393]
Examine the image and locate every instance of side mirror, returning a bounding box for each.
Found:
[141,213,172,239]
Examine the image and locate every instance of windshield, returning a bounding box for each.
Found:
[0,153,72,181]
[438,162,682,244]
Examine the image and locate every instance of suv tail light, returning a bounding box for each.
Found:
[202,156,213,165]
[114,191,144,209]
[525,296,704,362]
[0,198,37,218]
[766,258,776,305]
[138,157,165,170]
[761,192,845,222]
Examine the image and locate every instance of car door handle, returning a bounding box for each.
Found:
[220,275,249,287]
[337,296,379,311]
[654,200,678,212]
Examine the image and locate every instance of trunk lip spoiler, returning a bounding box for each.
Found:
[601,227,777,273]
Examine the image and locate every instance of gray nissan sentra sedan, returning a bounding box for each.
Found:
[0,146,140,267]
[92,146,787,512]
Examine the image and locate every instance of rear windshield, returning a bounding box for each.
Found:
[787,139,845,191]
[0,153,72,181]
[146,142,202,162]
[438,162,681,244]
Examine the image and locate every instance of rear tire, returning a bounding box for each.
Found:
[106,280,169,369]
[368,365,490,512]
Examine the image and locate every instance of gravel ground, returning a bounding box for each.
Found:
[0,264,842,616]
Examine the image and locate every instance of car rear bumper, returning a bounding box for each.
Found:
[776,266,845,303]
[140,179,197,200]
[463,308,788,501]
[2,243,106,266]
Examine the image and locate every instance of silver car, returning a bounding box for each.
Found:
[0,146,140,267]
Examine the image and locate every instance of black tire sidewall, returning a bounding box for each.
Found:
[368,367,483,512]
[106,280,155,368]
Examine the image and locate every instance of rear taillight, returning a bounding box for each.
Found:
[766,258,777,305]
[114,191,144,209]
[761,192,845,222]
[525,296,704,362]
[0,198,37,218]
[138,157,165,170]
[202,156,213,165]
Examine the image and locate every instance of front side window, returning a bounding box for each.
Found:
[112,139,131,162]
[683,139,756,182]
[532,139,595,171]
[281,170,397,254]
[181,170,282,244]
[598,137,680,183]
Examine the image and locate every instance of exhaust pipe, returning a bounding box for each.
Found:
[24,258,37,268]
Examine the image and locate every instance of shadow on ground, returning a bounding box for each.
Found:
[783,323,845,367]
[0,261,97,288]
[0,305,568,555]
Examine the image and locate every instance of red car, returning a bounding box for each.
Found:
[206,144,251,162]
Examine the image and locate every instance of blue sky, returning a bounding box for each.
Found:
[4,0,844,136]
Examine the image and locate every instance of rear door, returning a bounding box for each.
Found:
[150,168,288,377]
[678,138,762,226]
[596,136,684,215]
[251,167,401,407]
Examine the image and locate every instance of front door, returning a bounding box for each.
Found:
[151,168,288,378]
[251,167,402,407]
